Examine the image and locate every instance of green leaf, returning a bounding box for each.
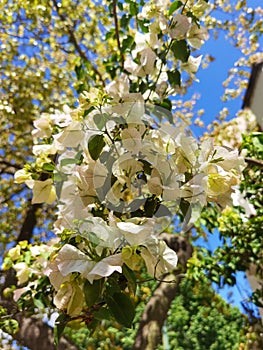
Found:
[120,14,130,29]
[54,313,70,346]
[130,2,139,16]
[168,1,183,15]
[93,113,108,130]
[167,69,181,87]
[74,64,85,80]
[121,35,134,52]
[42,163,55,171]
[123,264,137,295]
[84,279,104,307]
[33,292,46,309]
[88,134,105,160]
[93,307,112,321]
[60,158,79,167]
[106,292,135,328]
[137,19,149,33]
[180,199,190,217]
[1,319,19,335]
[171,40,190,62]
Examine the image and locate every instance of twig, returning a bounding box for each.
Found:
[245,157,263,168]
[113,0,124,68]
[52,0,105,86]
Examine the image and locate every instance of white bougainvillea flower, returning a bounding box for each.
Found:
[140,238,178,278]
[198,138,245,172]
[54,179,92,233]
[51,105,72,127]
[106,74,130,99]
[133,32,159,57]
[204,171,238,197]
[54,281,73,312]
[169,14,191,40]
[112,155,144,187]
[54,280,84,317]
[231,187,256,217]
[192,0,210,18]
[125,48,157,77]
[187,24,209,49]
[32,114,52,139]
[55,244,96,278]
[86,254,123,284]
[77,217,122,251]
[181,55,203,80]
[122,246,143,271]
[121,126,142,154]
[13,262,30,285]
[53,120,85,148]
[117,219,155,246]
[8,245,21,260]
[66,281,85,316]
[13,285,31,302]
[76,164,98,206]
[32,144,57,157]
[148,168,163,196]
[124,56,140,76]
[45,261,70,291]
[138,48,157,76]
[26,178,56,205]
[14,169,32,184]
[110,94,145,124]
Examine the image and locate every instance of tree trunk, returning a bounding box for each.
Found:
[132,235,193,350]
[1,302,78,350]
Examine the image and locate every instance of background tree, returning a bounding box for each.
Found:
[0,0,262,349]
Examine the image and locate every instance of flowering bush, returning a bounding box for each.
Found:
[4,0,245,336]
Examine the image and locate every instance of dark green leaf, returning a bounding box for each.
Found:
[120,14,130,29]
[167,69,181,87]
[161,98,172,111]
[121,35,134,52]
[123,264,137,295]
[145,196,159,217]
[84,279,104,307]
[130,2,139,16]
[180,199,190,217]
[168,1,183,15]
[118,1,124,11]
[137,19,149,33]
[84,106,95,117]
[93,307,112,321]
[54,313,70,346]
[88,134,105,160]
[74,64,85,80]
[106,292,135,327]
[171,40,190,62]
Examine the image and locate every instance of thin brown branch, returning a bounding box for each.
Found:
[113,0,124,68]
[245,157,263,168]
[52,0,105,86]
